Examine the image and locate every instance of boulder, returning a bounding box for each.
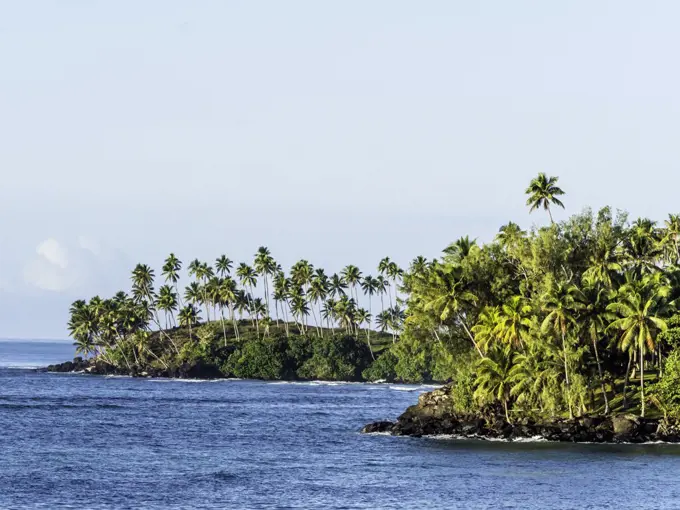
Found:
[361,421,395,434]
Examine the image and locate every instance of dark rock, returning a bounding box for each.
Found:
[365,384,680,444]
[361,421,395,434]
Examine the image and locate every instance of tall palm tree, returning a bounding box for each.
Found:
[329,273,347,298]
[355,308,374,359]
[607,282,668,417]
[541,282,581,418]
[254,247,276,312]
[219,276,240,340]
[341,265,363,306]
[525,172,565,224]
[236,263,259,328]
[162,253,183,308]
[178,305,201,340]
[215,255,233,277]
[157,285,178,329]
[360,275,379,338]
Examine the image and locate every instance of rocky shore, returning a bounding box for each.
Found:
[44,357,223,379]
[362,384,680,443]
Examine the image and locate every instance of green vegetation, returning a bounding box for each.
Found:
[67,173,680,421]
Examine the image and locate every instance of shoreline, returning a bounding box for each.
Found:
[362,384,680,444]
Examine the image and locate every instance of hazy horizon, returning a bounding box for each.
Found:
[3,1,680,338]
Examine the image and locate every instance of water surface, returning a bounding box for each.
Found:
[1,341,679,509]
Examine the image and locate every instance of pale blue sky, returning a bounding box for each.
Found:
[2,1,680,338]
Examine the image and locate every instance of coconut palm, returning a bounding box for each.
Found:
[360,276,379,338]
[215,255,233,277]
[607,281,669,417]
[329,273,347,298]
[341,265,363,305]
[254,247,276,312]
[495,295,532,350]
[157,285,178,329]
[541,282,581,418]
[178,305,201,339]
[525,172,565,224]
[475,346,515,423]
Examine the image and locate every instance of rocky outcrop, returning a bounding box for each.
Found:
[362,384,680,443]
[45,358,224,380]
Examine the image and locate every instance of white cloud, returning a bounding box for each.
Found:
[20,236,129,295]
[36,238,69,269]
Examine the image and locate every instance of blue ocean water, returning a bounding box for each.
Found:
[1,341,680,509]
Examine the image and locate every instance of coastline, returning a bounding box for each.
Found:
[362,384,680,444]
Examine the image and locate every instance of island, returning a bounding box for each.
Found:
[50,174,680,441]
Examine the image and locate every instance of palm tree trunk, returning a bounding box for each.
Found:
[504,398,511,424]
[220,308,228,347]
[592,338,609,414]
[640,343,645,418]
[548,207,554,224]
[457,312,485,358]
[229,304,239,340]
[561,329,573,419]
[623,353,633,409]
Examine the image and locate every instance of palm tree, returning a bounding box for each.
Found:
[329,273,347,298]
[360,276,379,338]
[184,282,203,337]
[215,255,233,277]
[236,263,259,328]
[525,172,565,224]
[162,253,183,308]
[541,282,581,418]
[443,236,477,264]
[607,282,669,417]
[471,306,501,354]
[254,247,276,313]
[662,214,680,265]
[577,278,611,414]
[219,276,240,341]
[421,263,484,357]
[178,305,201,339]
[341,265,363,306]
[355,308,374,359]
[475,346,514,423]
[495,295,532,350]
[157,285,178,329]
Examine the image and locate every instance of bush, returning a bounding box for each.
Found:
[653,349,680,419]
[392,334,430,383]
[223,336,289,380]
[362,349,398,382]
[298,335,372,381]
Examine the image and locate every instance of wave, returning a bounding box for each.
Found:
[387,384,440,392]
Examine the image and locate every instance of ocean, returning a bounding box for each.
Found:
[1,340,679,509]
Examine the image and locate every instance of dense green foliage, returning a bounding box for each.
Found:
[67,173,680,421]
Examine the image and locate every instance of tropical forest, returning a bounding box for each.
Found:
[64,173,680,421]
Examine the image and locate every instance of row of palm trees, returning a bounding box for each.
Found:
[69,251,408,366]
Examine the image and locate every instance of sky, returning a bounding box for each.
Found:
[2,0,680,339]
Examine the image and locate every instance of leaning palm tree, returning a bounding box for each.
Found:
[525,172,565,224]
[607,282,668,417]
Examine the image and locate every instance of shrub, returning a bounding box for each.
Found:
[362,349,398,382]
